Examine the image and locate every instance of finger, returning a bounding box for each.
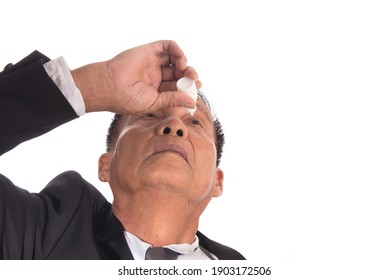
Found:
[162,65,199,84]
[159,53,187,70]
[159,80,179,92]
[153,40,180,65]
[163,40,184,58]
[184,66,202,89]
[161,66,178,81]
[195,80,202,89]
[151,91,196,110]
[158,40,187,70]
[183,66,199,82]
[173,55,188,71]
[159,79,202,93]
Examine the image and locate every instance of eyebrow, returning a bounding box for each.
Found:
[196,102,213,124]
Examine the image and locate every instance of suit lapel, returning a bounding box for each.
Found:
[94,207,134,260]
[197,231,246,260]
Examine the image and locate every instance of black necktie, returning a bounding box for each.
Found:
[145,247,179,260]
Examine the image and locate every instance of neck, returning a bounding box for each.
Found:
[112,188,207,246]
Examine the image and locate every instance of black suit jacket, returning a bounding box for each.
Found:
[0,51,245,260]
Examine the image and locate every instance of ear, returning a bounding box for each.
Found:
[98,153,111,182]
[212,168,224,197]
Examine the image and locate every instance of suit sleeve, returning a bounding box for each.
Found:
[0,52,84,259]
[0,51,78,155]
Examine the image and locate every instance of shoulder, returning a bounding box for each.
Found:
[197,231,246,260]
[42,170,96,196]
[0,170,108,213]
[41,170,109,215]
[0,171,110,259]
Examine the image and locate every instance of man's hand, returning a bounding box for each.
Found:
[71,40,201,114]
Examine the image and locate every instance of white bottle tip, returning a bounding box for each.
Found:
[177,77,197,115]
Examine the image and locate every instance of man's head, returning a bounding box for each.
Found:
[98,91,225,211]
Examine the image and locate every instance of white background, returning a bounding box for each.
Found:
[1,0,389,278]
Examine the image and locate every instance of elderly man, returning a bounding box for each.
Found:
[0,40,245,260]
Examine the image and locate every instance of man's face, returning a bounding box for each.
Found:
[99,100,223,205]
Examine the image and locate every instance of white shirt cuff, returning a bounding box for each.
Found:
[43,57,86,116]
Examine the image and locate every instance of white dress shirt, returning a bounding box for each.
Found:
[43,57,85,116]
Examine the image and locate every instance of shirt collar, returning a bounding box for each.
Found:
[124,231,199,260]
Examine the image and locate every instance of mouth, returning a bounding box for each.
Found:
[153,144,189,162]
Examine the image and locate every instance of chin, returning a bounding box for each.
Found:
[142,166,192,189]
[138,154,194,187]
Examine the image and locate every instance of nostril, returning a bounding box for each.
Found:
[176,129,184,137]
[163,127,171,134]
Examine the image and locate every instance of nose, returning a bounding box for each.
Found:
[162,127,184,137]
[158,117,187,138]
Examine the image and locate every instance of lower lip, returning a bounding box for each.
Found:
[154,151,187,161]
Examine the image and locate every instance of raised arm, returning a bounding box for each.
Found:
[0,51,78,155]
[0,40,200,155]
